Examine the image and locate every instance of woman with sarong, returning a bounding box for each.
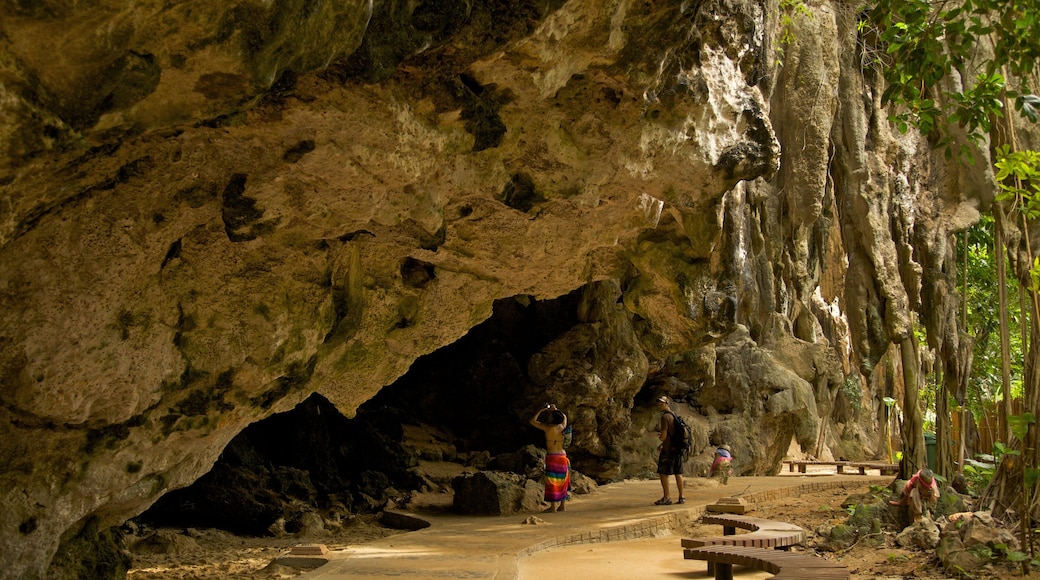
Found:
[530,404,570,512]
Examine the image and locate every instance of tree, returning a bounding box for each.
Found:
[864,0,1040,558]
[956,218,1026,452]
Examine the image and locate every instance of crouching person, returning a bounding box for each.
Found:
[889,468,940,524]
[710,445,733,484]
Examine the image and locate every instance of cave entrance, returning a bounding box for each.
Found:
[137,288,641,535]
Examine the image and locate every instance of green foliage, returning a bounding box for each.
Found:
[886,553,910,563]
[842,375,863,412]
[956,218,1026,406]
[1006,413,1040,490]
[994,147,1040,290]
[1001,548,1040,573]
[969,544,995,561]
[995,147,1040,215]
[1027,467,1040,491]
[776,0,813,63]
[1008,412,1036,441]
[963,439,1021,492]
[963,457,993,491]
[1005,549,1029,562]
[866,0,1040,154]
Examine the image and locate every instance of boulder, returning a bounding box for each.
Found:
[129,530,199,555]
[937,511,1021,575]
[895,517,940,549]
[451,471,543,515]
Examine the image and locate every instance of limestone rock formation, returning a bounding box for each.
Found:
[0,0,998,577]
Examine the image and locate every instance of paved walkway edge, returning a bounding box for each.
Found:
[505,478,884,579]
[300,476,892,579]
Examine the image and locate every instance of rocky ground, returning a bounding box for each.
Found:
[126,478,1037,579]
[680,485,1036,579]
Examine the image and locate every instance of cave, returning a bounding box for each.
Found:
[138,287,653,535]
[5,0,1020,576]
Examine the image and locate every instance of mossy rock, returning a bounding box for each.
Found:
[847,501,899,532]
[818,523,858,552]
[935,491,967,518]
[942,549,985,577]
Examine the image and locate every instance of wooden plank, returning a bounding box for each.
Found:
[784,460,851,474]
[684,545,849,580]
[849,462,899,475]
[700,514,803,533]
[682,530,803,550]
[288,543,328,556]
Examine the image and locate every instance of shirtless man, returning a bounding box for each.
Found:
[655,396,685,505]
[530,404,570,512]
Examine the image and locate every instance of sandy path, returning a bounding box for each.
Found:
[518,531,772,580]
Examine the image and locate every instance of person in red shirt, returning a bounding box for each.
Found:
[889,468,940,523]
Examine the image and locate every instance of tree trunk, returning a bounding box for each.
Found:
[899,338,926,477]
[1023,302,1040,527]
[878,349,897,461]
[936,379,953,479]
[960,231,968,472]
[983,203,1040,546]
[995,206,1013,443]
[954,333,974,474]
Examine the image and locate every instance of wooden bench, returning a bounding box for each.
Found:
[682,514,804,550]
[682,514,805,576]
[849,461,899,475]
[784,460,850,473]
[684,544,849,580]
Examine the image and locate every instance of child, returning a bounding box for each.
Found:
[710,445,733,484]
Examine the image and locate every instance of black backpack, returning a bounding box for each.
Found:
[669,412,694,462]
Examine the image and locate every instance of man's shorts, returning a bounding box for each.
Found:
[657,449,684,475]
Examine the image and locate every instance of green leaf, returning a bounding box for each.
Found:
[1007,551,1029,562]
[1008,412,1036,441]
[1018,94,1040,122]
[1026,467,1040,491]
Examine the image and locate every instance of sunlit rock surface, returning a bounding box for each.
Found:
[0,0,994,576]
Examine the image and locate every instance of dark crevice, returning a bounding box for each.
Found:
[401,257,435,288]
[282,140,315,163]
[160,239,182,270]
[498,172,544,212]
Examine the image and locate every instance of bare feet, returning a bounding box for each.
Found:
[543,507,557,513]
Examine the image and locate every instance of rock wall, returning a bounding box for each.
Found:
[0,0,994,576]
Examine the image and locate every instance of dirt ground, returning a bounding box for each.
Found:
[127,480,1034,580]
[126,515,401,580]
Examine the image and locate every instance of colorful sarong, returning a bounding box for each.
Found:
[544,452,571,502]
